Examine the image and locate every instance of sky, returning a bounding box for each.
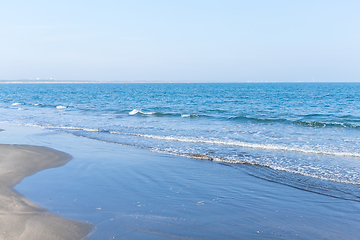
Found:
[0,0,359,82]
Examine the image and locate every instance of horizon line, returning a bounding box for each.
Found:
[1,80,360,84]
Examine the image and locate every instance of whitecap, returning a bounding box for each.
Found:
[143,111,155,115]
[181,114,199,118]
[12,103,23,106]
[129,109,139,115]
[129,109,155,115]
[56,106,67,109]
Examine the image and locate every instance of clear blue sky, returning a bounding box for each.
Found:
[1,0,359,82]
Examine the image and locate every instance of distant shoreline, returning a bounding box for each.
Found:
[1,80,360,84]
[0,80,103,84]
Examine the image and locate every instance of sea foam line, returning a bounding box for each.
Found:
[151,149,360,185]
[23,123,360,158]
[23,123,101,132]
[108,131,360,158]
[19,123,360,185]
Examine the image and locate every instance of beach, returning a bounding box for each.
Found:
[1,122,359,239]
[1,0,360,237]
[0,141,93,240]
[2,0,360,237]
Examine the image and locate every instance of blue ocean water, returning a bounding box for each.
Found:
[1,83,360,201]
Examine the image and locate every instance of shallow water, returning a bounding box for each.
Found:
[0,83,360,201]
[1,124,359,239]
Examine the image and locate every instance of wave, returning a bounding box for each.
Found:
[19,123,360,188]
[56,105,67,109]
[228,115,360,129]
[181,114,199,118]
[28,103,75,110]
[129,109,177,116]
[129,109,202,118]
[240,164,360,202]
[294,120,360,129]
[23,124,103,132]
[229,116,288,123]
[114,133,360,158]
[152,149,360,186]
[12,102,23,106]
[129,109,154,115]
[27,123,360,158]
[30,124,359,158]
[24,104,360,129]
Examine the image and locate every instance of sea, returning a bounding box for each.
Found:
[1,82,360,202]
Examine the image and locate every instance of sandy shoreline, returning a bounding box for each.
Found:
[0,144,93,240]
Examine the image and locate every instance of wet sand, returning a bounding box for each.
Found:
[0,144,93,240]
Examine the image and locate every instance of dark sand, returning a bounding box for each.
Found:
[0,144,93,240]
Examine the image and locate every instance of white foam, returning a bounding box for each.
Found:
[129,109,139,115]
[18,123,360,185]
[151,149,360,185]
[12,103,23,106]
[181,114,190,118]
[18,123,360,159]
[56,106,67,109]
[129,109,155,115]
[143,111,155,115]
[22,124,101,133]
[109,132,360,158]
[53,126,100,132]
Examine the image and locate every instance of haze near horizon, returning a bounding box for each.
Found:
[0,0,359,82]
